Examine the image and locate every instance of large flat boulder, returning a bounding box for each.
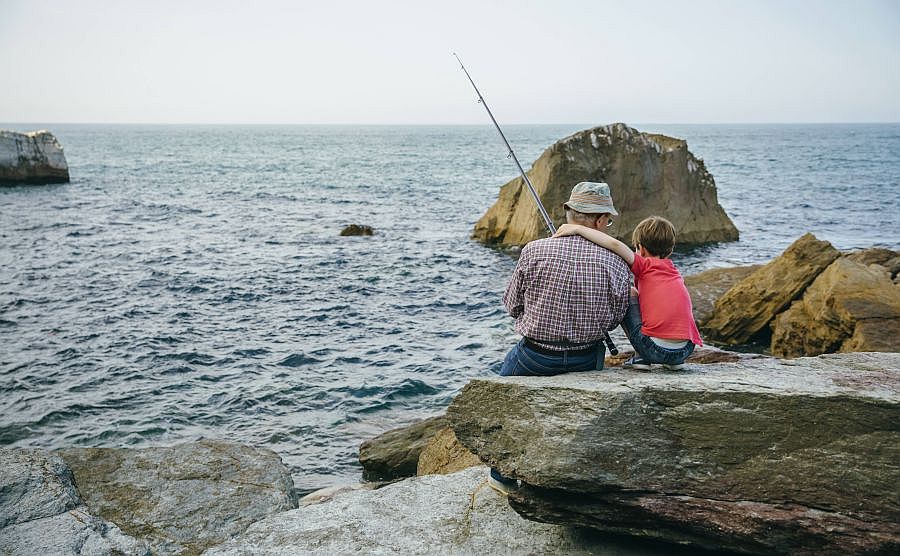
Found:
[205,466,671,555]
[772,258,900,357]
[447,352,900,555]
[0,448,148,555]
[0,130,70,184]
[472,123,738,248]
[56,440,298,555]
[702,233,840,344]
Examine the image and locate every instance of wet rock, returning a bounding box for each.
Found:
[205,466,664,555]
[771,257,900,357]
[472,123,738,248]
[358,414,448,481]
[0,448,148,555]
[702,233,840,344]
[416,427,482,476]
[56,440,297,555]
[0,130,70,184]
[339,224,374,236]
[447,352,900,555]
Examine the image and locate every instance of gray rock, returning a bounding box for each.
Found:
[56,440,298,555]
[0,448,80,528]
[0,448,148,555]
[205,466,669,555]
[0,507,149,556]
[447,352,900,555]
[0,130,69,184]
[358,414,449,481]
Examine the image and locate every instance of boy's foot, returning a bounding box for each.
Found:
[487,468,518,495]
[661,362,687,371]
[623,355,651,371]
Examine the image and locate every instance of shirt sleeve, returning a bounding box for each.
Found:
[502,248,528,319]
[629,252,648,277]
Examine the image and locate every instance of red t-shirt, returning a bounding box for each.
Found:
[629,253,703,346]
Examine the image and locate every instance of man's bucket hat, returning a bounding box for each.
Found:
[563,181,618,216]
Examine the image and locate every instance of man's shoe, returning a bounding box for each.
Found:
[623,355,651,371]
[661,362,687,371]
[487,468,518,495]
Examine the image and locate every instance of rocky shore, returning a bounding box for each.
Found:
[3,351,897,555]
[0,130,69,184]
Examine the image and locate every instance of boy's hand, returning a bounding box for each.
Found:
[553,223,583,238]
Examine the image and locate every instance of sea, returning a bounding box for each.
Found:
[1,123,898,493]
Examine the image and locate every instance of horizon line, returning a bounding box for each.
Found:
[2,120,899,127]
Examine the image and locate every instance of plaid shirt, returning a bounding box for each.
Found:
[503,235,631,350]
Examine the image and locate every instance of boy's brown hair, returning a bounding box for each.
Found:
[632,216,676,258]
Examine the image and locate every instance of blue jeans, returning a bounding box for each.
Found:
[621,300,695,365]
[498,338,606,376]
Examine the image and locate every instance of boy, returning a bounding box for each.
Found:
[554,216,702,370]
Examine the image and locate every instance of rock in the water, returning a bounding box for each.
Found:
[447,352,900,555]
[0,130,70,184]
[472,123,738,248]
[772,257,900,357]
[339,224,374,236]
[358,414,448,481]
[683,264,761,325]
[702,233,840,344]
[56,440,297,555]
[0,448,148,556]
[205,466,667,555]
[416,427,482,476]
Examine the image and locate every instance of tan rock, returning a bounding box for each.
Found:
[472,123,738,248]
[703,233,840,345]
[358,415,449,481]
[416,427,482,476]
[771,258,900,357]
[684,265,761,325]
[845,247,900,278]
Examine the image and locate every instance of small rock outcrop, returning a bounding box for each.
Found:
[771,257,900,357]
[358,414,448,481]
[683,264,762,324]
[206,466,658,555]
[339,224,374,236]
[416,427,481,476]
[0,130,70,184]
[0,448,148,555]
[472,123,738,248]
[447,352,900,555]
[56,440,298,555]
[702,233,841,344]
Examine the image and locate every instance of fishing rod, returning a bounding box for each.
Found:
[454,53,618,356]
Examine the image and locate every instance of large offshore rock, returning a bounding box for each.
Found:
[0,448,148,555]
[771,258,900,357]
[447,352,900,555]
[358,414,449,481]
[703,233,840,344]
[0,130,70,184]
[472,123,738,248]
[205,466,665,555]
[56,440,297,555]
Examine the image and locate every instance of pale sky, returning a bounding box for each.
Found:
[2,0,898,124]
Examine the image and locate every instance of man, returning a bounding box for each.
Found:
[489,182,631,494]
[499,181,632,377]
